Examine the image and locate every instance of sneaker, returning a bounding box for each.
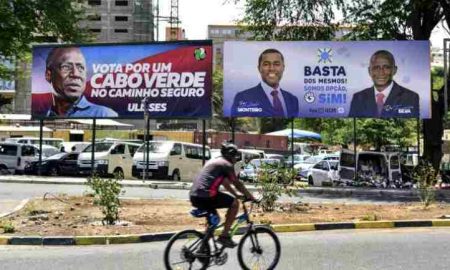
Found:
[217,235,237,248]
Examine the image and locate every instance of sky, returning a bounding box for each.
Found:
[158,0,449,48]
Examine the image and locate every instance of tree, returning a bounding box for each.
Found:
[344,0,450,169]
[0,0,90,99]
[0,0,89,59]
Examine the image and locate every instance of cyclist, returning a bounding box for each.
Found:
[189,141,256,248]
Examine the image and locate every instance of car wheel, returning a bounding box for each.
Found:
[48,166,59,176]
[172,170,180,181]
[308,176,314,186]
[114,168,124,180]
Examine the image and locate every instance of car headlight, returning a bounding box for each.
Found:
[96,159,108,165]
[157,161,168,167]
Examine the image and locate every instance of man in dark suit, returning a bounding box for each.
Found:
[348,50,419,118]
[231,48,299,117]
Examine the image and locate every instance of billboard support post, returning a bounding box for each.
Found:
[444,39,449,114]
[91,119,96,177]
[417,117,421,158]
[38,119,43,176]
[291,118,294,168]
[202,119,206,165]
[231,118,235,143]
[353,118,357,181]
[143,97,150,180]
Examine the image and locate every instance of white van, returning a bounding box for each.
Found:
[339,150,402,187]
[5,137,64,149]
[132,141,210,181]
[0,142,39,174]
[77,141,141,179]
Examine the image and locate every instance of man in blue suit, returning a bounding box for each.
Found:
[348,50,419,118]
[231,48,299,117]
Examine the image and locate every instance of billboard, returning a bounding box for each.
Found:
[31,41,212,119]
[223,41,431,119]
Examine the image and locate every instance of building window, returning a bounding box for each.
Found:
[89,28,101,33]
[114,29,128,33]
[115,16,128,21]
[115,0,128,6]
[88,0,101,5]
[87,14,101,21]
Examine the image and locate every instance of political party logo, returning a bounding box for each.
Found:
[194,48,206,60]
[304,91,315,103]
[317,48,333,64]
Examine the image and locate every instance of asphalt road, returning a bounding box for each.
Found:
[1,228,450,270]
[0,181,417,205]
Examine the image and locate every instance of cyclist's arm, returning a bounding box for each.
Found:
[228,173,255,201]
[222,178,240,198]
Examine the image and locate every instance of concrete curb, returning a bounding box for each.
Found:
[0,199,29,218]
[1,220,450,246]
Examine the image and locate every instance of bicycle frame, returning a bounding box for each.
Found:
[197,200,255,260]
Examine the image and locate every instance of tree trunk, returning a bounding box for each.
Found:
[423,89,445,170]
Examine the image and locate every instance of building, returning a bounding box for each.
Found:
[208,24,252,69]
[81,0,154,43]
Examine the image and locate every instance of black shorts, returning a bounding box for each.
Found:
[190,192,235,214]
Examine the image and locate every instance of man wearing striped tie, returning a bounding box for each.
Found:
[348,50,419,118]
[231,48,299,117]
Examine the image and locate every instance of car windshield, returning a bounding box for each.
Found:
[45,152,66,160]
[329,161,339,170]
[249,159,279,168]
[304,156,323,164]
[137,142,172,153]
[83,142,113,153]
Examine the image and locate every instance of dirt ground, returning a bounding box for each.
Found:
[2,195,450,236]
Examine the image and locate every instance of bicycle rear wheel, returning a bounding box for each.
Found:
[237,226,281,270]
[163,229,211,270]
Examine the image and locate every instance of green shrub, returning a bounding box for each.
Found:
[1,220,15,233]
[412,160,437,208]
[87,174,124,225]
[254,162,297,212]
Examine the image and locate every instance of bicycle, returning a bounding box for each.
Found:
[163,198,281,270]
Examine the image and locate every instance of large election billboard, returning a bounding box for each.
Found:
[31,41,212,119]
[223,41,430,119]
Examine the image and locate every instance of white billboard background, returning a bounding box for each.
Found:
[223,41,431,118]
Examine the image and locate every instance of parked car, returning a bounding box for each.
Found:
[0,142,39,174]
[78,141,141,179]
[24,152,80,176]
[307,160,339,186]
[60,142,90,153]
[294,154,339,179]
[285,154,311,167]
[339,150,402,188]
[265,154,285,165]
[36,145,60,158]
[5,137,64,149]
[132,141,210,180]
[239,158,281,182]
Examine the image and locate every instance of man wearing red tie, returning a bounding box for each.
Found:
[231,48,299,117]
[348,50,419,118]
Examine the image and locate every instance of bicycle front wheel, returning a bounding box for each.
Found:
[163,229,210,270]
[237,226,281,270]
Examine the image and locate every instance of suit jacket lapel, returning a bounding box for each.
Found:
[384,81,401,106]
[365,88,378,115]
[256,83,274,113]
